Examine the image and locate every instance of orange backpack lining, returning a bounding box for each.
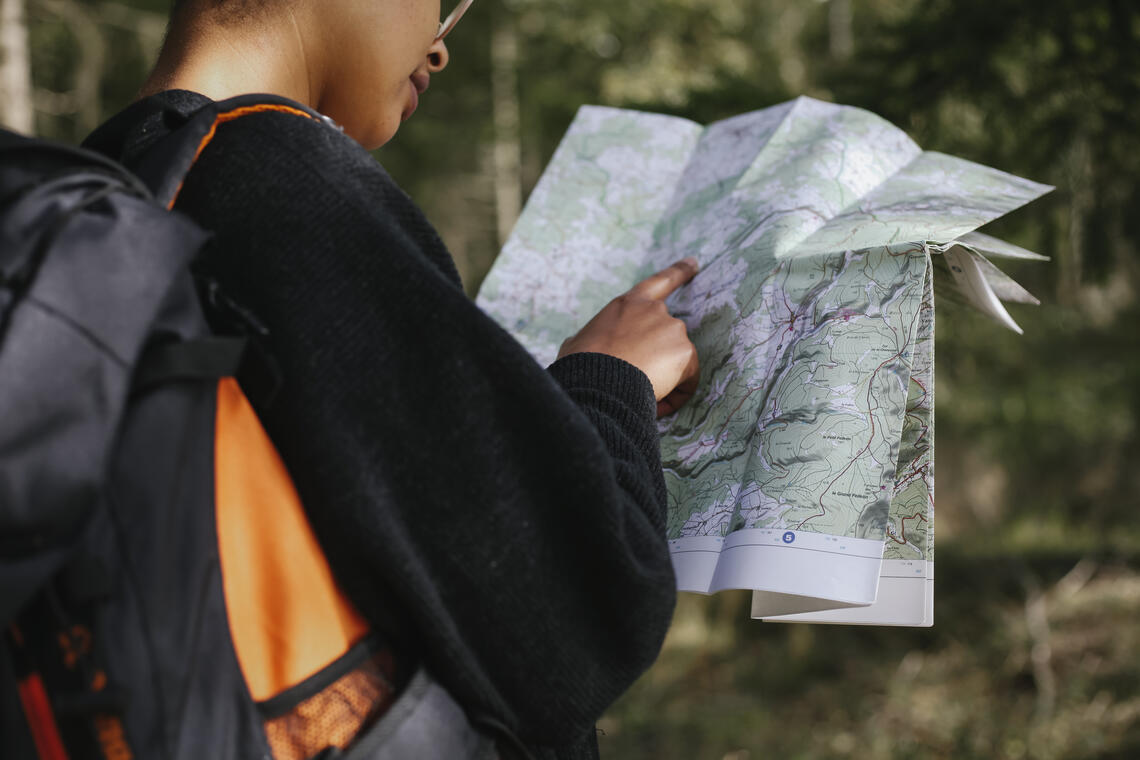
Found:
[214,377,370,703]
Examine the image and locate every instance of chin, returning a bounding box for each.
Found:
[344,128,393,152]
[362,120,400,151]
[335,110,399,151]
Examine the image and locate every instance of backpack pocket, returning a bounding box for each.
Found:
[336,667,498,760]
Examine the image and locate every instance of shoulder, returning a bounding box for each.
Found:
[175,98,462,286]
[87,90,460,284]
[88,91,402,203]
[193,103,395,196]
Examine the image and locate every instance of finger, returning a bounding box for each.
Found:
[657,351,700,417]
[680,346,700,388]
[630,257,700,301]
[657,385,694,417]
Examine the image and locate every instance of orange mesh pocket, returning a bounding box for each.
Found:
[261,648,399,760]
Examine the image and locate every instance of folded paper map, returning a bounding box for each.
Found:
[476,96,1051,626]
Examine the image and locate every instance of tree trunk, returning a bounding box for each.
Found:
[40,0,105,134]
[0,0,34,133]
[829,0,854,61]
[1060,133,1092,305]
[491,17,521,248]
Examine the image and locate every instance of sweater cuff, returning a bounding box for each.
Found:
[546,352,657,421]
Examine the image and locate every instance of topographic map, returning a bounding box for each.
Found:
[477,97,1050,626]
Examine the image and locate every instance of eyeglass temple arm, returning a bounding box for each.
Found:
[436,0,475,40]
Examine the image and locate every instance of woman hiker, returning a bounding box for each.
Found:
[83,0,701,757]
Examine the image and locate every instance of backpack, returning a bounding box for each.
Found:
[0,95,502,760]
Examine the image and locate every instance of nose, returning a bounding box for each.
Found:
[427,39,449,73]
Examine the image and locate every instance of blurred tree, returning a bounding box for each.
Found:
[828,0,853,61]
[0,0,33,132]
[25,0,166,140]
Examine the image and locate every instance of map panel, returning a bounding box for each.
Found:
[662,243,927,547]
[477,106,703,366]
[648,98,921,268]
[884,254,934,563]
[786,153,1052,259]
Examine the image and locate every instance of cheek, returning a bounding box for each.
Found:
[312,10,428,148]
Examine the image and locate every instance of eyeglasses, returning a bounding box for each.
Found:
[436,0,475,41]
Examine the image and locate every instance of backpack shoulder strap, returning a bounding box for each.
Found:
[129,94,335,209]
[131,336,248,397]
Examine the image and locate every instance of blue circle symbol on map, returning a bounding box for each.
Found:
[782,531,795,544]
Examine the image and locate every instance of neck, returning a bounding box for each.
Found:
[140,7,318,107]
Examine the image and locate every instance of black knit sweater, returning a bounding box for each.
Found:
[85,91,677,759]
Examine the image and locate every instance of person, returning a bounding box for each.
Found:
[83,0,701,757]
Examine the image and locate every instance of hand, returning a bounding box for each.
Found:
[557,257,701,417]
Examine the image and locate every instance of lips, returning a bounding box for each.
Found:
[402,72,430,122]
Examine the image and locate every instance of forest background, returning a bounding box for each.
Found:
[2,0,1138,757]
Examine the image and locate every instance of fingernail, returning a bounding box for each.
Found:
[681,256,699,271]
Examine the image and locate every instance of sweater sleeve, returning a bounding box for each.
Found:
[175,111,677,749]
